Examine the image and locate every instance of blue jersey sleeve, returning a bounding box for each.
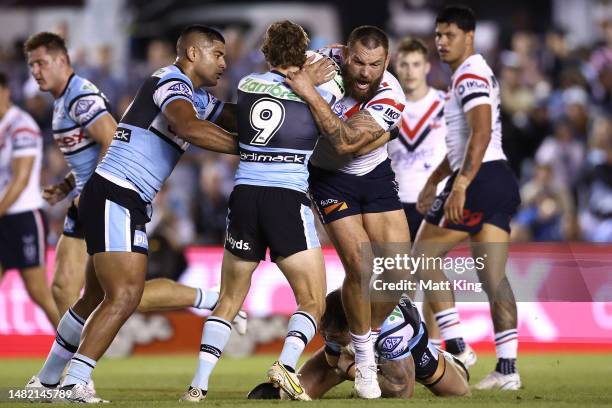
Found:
[66,80,110,128]
[153,71,195,112]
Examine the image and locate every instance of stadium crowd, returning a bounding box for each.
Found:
[0,16,610,247]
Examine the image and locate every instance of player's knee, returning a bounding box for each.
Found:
[107,286,144,315]
[25,279,50,303]
[340,249,364,277]
[52,262,82,293]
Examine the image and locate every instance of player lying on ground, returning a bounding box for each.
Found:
[248,290,470,399]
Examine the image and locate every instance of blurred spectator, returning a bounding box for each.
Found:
[0,5,610,244]
[193,158,232,245]
[576,116,612,242]
[511,163,577,241]
[589,18,612,112]
[88,45,124,115]
[535,118,585,186]
[147,185,188,280]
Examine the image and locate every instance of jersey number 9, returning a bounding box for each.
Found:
[249,98,285,146]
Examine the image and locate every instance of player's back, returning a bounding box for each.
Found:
[97,65,203,203]
[52,74,110,192]
[235,70,332,193]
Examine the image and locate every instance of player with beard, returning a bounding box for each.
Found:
[286,26,408,399]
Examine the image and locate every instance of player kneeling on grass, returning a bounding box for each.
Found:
[248,290,470,399]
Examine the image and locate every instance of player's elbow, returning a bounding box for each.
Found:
[473,130,491,147]
[172,119,199,143]
[333,143,355,155]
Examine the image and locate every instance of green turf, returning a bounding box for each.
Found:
[1,354,611,406]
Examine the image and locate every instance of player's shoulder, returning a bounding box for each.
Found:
[238,71,278,88]
[452,54,493,88]
[68,75,101,96]
[6,106,40,134]
[152,65,194,90]
[432,87,447,102]
[367,71,406,109]
[193,87,213,108]
[64,74,102,104]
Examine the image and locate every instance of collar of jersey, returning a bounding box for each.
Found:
[58,73,76,98]
[270,69,286,78]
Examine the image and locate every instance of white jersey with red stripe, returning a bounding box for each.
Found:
[310,48,406,175]
[388,88,447,203]
[0,106,43,214]
[445,54,506,171]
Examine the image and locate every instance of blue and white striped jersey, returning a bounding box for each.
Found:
[52,74,111,192]
[97,64,223,203]
[235,70,334,193]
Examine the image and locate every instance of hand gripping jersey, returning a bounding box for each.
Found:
[0,106,43,213]
[97,65,223,203]
[310,48,406,175]
[235,70,335,193]
[444,54,506,171]
[388,88,447,203]
[52,74,111,192]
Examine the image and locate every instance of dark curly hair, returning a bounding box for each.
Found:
[261,20,309,69]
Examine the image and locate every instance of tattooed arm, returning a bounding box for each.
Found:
[286,69,387,155]
[444,104,492,224]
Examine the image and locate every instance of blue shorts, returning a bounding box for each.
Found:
[63,200,84,239]
[225,185,319,262]
[79,173,151,256]
[308,159,403,224]
[425,160,520,234]
[0,209,47,269]
[402,202,424,242]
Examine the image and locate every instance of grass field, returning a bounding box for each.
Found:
[1,353,611,407]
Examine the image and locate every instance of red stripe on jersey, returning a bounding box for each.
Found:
[10,127,41,138]
[381,82,389,87]
[400,100,441,140]
[453,73,490,89]
[344,102,362,119]
[367,98,405,112]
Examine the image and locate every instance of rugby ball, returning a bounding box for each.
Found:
[305,50,345,101]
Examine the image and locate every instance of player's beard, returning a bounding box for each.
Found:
[343,66,383,103]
